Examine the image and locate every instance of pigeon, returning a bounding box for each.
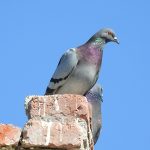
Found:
[45,28,119,95]
[85,84,103,144]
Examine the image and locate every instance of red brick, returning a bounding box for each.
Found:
[22,95,94,150]
[25,95,91,122]
[22,119,84,148]
[0,124,21,146]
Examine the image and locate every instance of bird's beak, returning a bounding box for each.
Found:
[113,37,119,44]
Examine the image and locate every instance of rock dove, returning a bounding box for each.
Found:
[45,28,119,95]
[85,84,103,144]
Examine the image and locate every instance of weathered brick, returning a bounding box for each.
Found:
[25,95,91,121]
[22,95,93,150]
[22,119,86,148]
[0,124,21,147]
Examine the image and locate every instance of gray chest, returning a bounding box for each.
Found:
[58,63,98,95]
[73,63,97,82]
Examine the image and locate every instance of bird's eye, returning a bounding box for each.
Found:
[107,31,111,35]
[107,31,114,38]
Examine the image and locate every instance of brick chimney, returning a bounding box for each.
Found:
[0,95,94,150]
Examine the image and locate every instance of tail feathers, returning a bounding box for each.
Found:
[94,127,100,144]
[44,87,55,95]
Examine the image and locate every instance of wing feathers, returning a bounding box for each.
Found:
[50,66,75,84]
[45,48,78,95]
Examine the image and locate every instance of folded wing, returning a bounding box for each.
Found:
[45,48,78,95]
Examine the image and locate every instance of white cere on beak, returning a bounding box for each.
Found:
[114,37,117,40]
[114,37,119,44]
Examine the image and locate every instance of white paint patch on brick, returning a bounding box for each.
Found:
[38,101,41,116]
[41,121,52,145]
[58,123,63,142]
[43,97,47,117]
[46,122,52,145]
[54,96,59,111]
[25,96,32,110]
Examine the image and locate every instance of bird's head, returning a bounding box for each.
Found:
[88,28,119,44]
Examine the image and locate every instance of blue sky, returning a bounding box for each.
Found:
[0,0,149,149]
